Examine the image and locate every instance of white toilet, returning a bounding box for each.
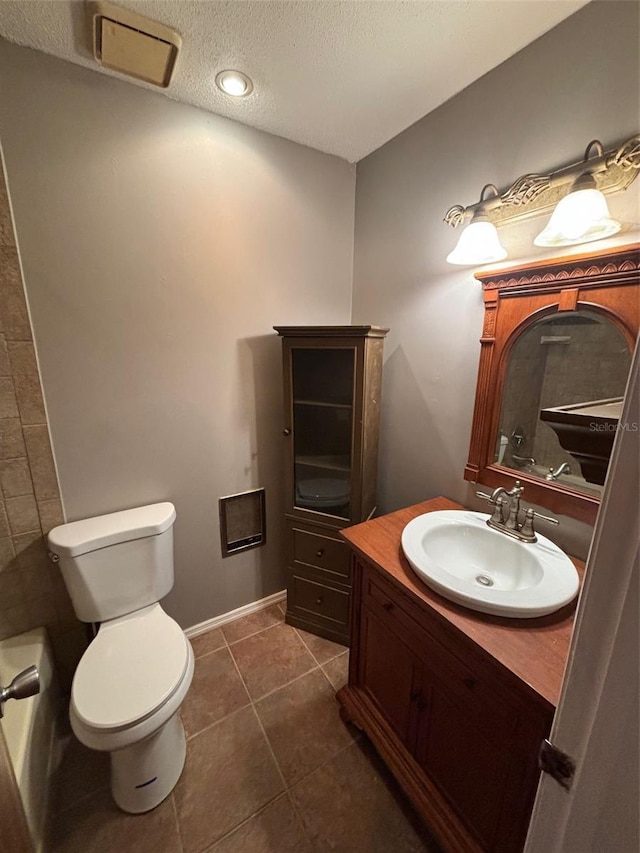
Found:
[48,502,194,814]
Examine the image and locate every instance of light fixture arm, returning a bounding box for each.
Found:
[444,133,640,229]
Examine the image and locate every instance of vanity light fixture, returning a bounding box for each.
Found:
[444,134,640,265]
[446,185,507,265]
[215,69,253,97]
[534,142,621,247]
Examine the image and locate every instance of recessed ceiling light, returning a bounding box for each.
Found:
[215,70,253,97]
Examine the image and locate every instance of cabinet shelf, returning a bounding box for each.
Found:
[295,455,351,472]
[293,399,353,410]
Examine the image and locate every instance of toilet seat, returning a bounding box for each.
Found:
[72,604,190,733]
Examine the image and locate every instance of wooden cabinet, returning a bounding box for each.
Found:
[274,325,388,644]
[338,498,581,853]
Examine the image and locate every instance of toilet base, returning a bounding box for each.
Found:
[110,712,186,813]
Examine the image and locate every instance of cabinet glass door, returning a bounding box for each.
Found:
[291,347,355,520]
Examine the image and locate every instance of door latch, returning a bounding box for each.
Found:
[539,738,576,790]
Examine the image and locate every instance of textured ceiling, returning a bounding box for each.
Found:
[0,0,589,162]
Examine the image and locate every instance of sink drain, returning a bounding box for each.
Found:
[475,574,494,587]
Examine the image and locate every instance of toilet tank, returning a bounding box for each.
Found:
[48,503,176,623]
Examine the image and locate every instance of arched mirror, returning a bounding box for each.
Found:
[465,244,639,524]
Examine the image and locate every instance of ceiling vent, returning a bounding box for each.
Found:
[90,1,181,88]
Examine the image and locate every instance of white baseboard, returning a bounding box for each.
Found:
[184,590,287,638]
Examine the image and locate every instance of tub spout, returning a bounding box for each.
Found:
[0,665,40,718]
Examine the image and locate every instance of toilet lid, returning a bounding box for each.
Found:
[72,604,190,730]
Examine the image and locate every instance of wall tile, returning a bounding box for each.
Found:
[0,535,15,572]
[12,529,47,569]
[6,340,39,377]
[12,372,46,424]
[0,602,31,641]
[0,418,26,458]
[0,161,78,665]
[0,456,33,497]
[19,560,53,600]
[5,493,40,535]
[0,567,23,610]
[0,377,19,418]
[0,172,16,249]
[27,593,57,631]
[37,496,64,534]
[0,335,10,376]
[23,424,59,501]
[0,500,9,538]
[0,246,31,341]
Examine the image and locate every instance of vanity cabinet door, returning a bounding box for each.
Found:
[358,606,422,750]
[413,647,550,852]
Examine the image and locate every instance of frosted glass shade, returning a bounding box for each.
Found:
[534,188,621,247]
[446,220,507,266]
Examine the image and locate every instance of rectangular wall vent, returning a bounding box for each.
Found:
[90,1,181,87]
[219,489,266,557]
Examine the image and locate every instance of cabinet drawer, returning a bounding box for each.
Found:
[289,572,350,629]
[292,526,350,578]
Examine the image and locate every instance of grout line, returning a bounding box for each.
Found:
[190,641,227,661]
[250,663,319,705]
[184,700,253,743]
[222,612,286,647]
[284,788,314,849]
[251,704,289,793]
[287,736,360,795]
[293,625,348,668]
[169,793,185,853]
[225,643,290,798]
[200,792,291,852]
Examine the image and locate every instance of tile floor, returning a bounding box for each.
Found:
[47,602,441,853]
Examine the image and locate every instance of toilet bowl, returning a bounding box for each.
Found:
[48,502,194,814]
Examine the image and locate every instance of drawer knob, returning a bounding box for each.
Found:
[283,428,291,436]
[315,549,324,558]
[316,596,323,606]
[382,601,395,612]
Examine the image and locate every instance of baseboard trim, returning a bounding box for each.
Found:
[184,590,287,638]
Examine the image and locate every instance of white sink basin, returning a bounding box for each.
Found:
[401,510,579,618]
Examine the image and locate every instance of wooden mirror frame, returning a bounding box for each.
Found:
[465,243,640,524]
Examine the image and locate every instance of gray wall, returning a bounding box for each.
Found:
[352,0,640,558]
[0,41,355,629]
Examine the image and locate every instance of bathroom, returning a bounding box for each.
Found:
[0,0,638,851]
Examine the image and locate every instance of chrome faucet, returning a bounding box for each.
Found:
[477,481,558,543]
[546,462,572,481]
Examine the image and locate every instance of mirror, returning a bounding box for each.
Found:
[496,309,631,496]
[465,244,639,524]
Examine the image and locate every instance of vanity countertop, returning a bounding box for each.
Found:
[341,496,585,709]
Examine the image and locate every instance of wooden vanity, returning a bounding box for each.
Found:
[337,496,583,853]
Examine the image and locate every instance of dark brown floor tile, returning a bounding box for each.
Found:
[49,733,110,814]
[222,604,284,644]
[181,646,250,737]
[296,627,348,664]
[256,668,355,785]
[291,739,440,853]
[230,623,315,700]
[189,627,225,658]
[174,705,285,853]
[205,794,312,853]
[322,651,349,692]
[47,788,182,853]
